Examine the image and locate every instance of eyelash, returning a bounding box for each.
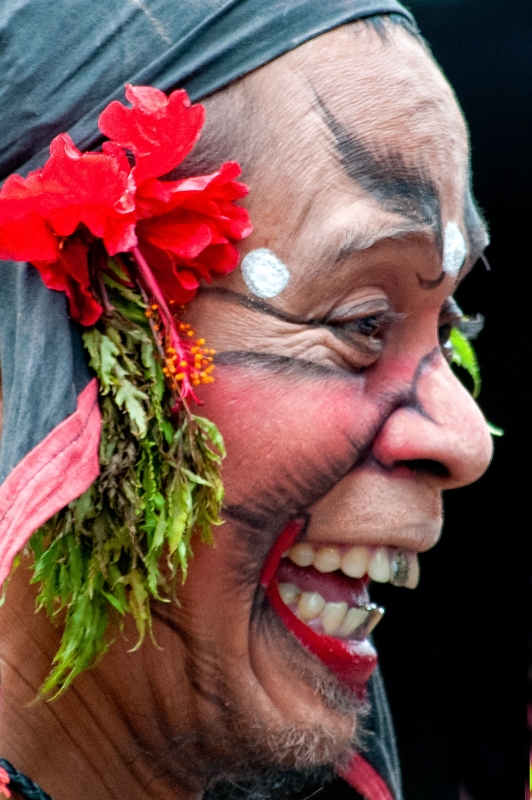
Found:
[302,299,482,371]
[438,302,484,363]
[330,311,390,337]
[323,310,396,359]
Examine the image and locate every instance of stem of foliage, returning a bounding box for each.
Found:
[26,270,225,698]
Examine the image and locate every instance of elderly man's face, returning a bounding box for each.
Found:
[129,22,493,788]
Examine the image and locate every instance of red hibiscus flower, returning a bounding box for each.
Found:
[39,135,137,255]
[0,84,252,325]
[98,85,205,186]
[135,162,252,303]
[0,134,136,324]
[99,86,252,303]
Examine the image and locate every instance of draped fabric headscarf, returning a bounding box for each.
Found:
[0,2,415,798]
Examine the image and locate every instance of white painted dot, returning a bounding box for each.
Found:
[241,248,291,299]
[442,221,467,277]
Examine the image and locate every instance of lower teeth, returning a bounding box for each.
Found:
[278,582,384,640]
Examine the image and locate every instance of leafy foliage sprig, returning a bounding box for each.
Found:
[0,84,253,698]
[28,268,225,697]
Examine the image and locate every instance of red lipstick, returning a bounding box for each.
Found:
[260,519,378,696]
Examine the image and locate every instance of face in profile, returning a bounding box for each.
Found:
[139,21,493,790]
[0,18,495,800]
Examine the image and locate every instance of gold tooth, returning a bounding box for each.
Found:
[363,605,385,636]
[389,550,409,587]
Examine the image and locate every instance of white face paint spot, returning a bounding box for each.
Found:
[442,221,467,278]
[241,248,291,299]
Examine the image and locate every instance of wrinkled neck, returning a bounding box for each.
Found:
[0,559,202,800]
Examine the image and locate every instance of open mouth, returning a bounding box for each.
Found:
[260,519,420,696]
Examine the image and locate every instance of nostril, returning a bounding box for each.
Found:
[396,459,450,479]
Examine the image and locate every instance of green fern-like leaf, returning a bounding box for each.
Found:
[28,270,225,698]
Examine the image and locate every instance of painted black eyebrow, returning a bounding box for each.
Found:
[314,93,442,244]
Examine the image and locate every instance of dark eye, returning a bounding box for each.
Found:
[438,297,463,363]
[439,321,453,346]
[346,315,382,337]
[326,311,392,358]
[439,322,454,363]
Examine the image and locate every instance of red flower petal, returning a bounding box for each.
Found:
[34,238,102,325]
[39,133,137,251]
[192,242,240,276]
[0,170,59,261]
[177,270,200,291]
[0,85,253,323]
[98,85,205,185]
[137,242,198,304]
[137,215,213,258]
[0,211,58,262]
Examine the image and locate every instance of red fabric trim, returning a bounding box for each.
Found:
[339,753,395,800]
[0,379,101,586]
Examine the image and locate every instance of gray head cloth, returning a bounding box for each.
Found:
[0,1,415,796]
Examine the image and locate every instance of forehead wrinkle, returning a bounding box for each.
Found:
[313,92,443,249]
[317,219,435,273]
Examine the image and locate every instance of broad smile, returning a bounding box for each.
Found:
[260,519,420,697]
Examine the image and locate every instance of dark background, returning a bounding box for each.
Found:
[371,0,531,798]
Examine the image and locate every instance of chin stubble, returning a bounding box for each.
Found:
[151,590,367,796]
[202,764,336,800]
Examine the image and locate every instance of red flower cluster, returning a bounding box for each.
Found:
[0,85,252,324]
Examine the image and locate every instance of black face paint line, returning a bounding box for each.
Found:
[201,287,327,326]
[417,270,446,290]
[314,93,442,244]
[219,346,442,535]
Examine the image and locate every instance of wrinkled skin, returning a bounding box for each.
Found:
[0,22,492,800]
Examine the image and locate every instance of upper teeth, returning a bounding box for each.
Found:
[278,582,384,640]
[285,543,419,588]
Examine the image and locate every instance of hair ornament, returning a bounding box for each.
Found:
[0,85,252,697]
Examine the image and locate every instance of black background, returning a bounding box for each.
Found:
[371,0,531,798]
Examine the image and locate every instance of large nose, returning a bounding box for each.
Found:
[371,356,493,489]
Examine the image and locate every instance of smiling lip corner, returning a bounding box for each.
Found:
[259,519,422,695]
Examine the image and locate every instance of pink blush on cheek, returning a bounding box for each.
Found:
[197,365,384,506]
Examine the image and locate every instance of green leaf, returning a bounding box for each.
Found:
[487,421,504,437]
[195,415,226,458]
[23,271,226,698]
[82,329,102,372]
[101,589,127,615]
[114,379,149,437]
[450,328,481,398]
[167,479,193,557]
[450,328,503,437]
[128,569,151,650]
[99,334,120,393]
[181,467,212,487]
